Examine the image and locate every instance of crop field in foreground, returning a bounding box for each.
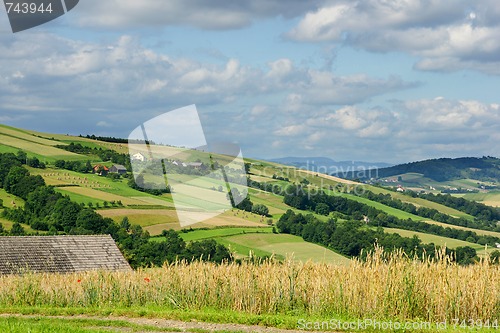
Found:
[0,249,498,331]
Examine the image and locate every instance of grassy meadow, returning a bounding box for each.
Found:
[461,191,500,207]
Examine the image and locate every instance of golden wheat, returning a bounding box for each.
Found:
[0,248,498,322]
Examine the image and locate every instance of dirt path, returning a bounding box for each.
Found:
[1,313,333,333]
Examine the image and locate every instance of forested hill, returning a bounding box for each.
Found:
[339,157,500,182]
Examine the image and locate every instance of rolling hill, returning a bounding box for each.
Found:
[1,124,499,265]
[339,156,500,182]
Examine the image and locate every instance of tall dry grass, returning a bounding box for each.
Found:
[0,248,498,322]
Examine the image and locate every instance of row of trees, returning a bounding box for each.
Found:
[410,191,500,222]
[277,210,488,265]
[56,142,131,168]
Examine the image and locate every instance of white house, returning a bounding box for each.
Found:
[131,152,145,162]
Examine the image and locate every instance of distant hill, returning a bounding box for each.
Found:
[268,156,392,173]
[338,157,500,182]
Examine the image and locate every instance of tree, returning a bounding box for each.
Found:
[490,250,500,264]
[236,197,253,212]
[315,203,330,216]
[252,204,269,216]
[54,160,66,169]
[85,160,92,173]
[10,175,45,200]
[16,151,27,164]
[454,246,477,265]
[10,222,25,236]
[76,209,109,234]
[49,197,82,231]
[120,217,131,232]
[186,239,231,263]
[3,166,29,192]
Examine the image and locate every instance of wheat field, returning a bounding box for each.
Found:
[0,248,498,323]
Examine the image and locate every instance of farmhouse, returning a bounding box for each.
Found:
[93,164,109,176]
[0,235,131,275]
[109,164,127,174]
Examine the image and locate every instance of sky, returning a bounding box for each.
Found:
[1,0,500,164]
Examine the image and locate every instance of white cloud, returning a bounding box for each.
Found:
[274,124,307,137]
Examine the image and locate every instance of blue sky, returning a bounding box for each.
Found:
[1,0,500,163]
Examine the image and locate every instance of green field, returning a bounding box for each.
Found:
[221,233,351,264]
[383,227,488,254]
[328,191,427,220]
[0,133,86,161]
[177,226,273,241]
[365,185,474,220]
[0,216,36,233]
[29,167,174,208]
[151,226,350,264]
[461,191,500,207]
[248,188,332,222]
[0,188,24,208]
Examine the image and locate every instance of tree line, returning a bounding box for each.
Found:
[277,210,490,265]
[56,142,131,169]
[406,191,500,222]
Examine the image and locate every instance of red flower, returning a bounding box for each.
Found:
[144,277,150,283]
[77,279,81,283]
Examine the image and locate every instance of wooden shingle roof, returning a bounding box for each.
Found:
[0,235,131,275]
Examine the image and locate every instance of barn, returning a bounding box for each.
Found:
[0,235,131,275]
[109,164,127,175]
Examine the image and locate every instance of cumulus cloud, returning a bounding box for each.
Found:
[287,0,500,74]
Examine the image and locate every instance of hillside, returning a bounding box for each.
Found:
[0,124,499,267]
[341,156,500,182]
